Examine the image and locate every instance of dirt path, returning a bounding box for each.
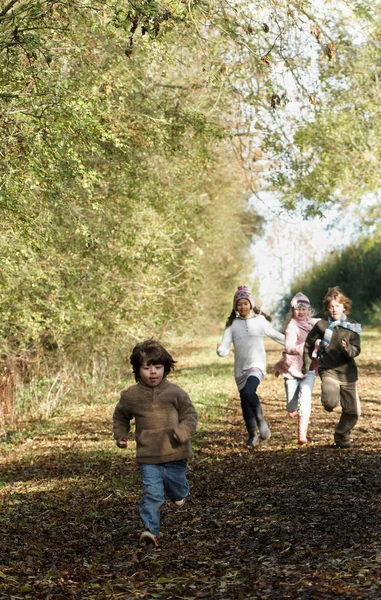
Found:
[0,334,380,599]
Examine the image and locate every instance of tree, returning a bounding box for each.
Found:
[253,2,381,217]
[280,239,381,326]
[0,1,262,375]
[1,0,379,383]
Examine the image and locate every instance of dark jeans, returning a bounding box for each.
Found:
[239,376,266,435]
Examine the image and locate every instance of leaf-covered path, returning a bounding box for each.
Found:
[1,334,380,599]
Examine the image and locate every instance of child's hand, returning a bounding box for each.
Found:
[342,338,349,351]
[173,431,180,442]
[117,438,127,448]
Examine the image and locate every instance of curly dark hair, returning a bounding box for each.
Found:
[323,286,352,316]
[130,339,176,382]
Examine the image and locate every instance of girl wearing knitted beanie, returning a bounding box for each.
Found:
[302,286,362,449]
[274,293,319,445]
[217,285,285,448]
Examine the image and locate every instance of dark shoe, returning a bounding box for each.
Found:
[330,441,352,449]
[324,406,334,412]
[139,531,159,547]
[246,432,259,448]
[259,421,271,441]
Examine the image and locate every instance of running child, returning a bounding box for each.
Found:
[113,339,198,547]
[302,286,362,448]
[217,285,285,448]
[274,292,318,445]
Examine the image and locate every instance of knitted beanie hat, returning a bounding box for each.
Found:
[290,292,311,309]
[233,285,255,310]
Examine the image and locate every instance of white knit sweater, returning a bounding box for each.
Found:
[217,315,285,390]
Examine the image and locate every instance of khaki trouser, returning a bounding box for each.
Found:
[320,373,361,444]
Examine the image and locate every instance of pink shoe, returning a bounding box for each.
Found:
[288,411,298,418]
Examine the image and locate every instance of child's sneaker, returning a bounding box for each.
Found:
[139,531,159,547]
[173,498,186,508]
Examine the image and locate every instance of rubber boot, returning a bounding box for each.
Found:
[251,399,271,440]
[245,418,259,448]
[246,431,259,448]
[258,419,271,441]
[298,414,309,445]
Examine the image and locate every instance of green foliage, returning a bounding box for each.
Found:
[365,301,381,328]
[2,0,381,422]
[262,3,381,215]
[280,239,381,326]
[0,0,262,396]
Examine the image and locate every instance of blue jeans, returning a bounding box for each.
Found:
[139,460,189,537]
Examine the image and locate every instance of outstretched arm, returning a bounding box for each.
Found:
[217,325,233,357]
[264,320,285,345]
[302,324,321,374]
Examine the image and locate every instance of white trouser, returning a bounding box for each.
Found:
[284,371,315,417]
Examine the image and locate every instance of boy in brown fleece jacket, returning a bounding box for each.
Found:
[113,339,197,547]
[302,286,362,449]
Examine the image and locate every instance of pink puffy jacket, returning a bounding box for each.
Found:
[274,317,319,379]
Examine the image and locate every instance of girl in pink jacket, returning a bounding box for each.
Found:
[274,293,318,445]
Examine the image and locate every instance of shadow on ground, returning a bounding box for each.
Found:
[0,336,380,599]
[1,418,381,599]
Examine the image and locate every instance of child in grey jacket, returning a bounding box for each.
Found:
[113,339,197,547]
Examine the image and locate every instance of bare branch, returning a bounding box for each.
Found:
[0,0,19,19]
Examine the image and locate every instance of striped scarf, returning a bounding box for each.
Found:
[320,316,362,352]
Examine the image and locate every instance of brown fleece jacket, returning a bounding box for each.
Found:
[112,378,197,464]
